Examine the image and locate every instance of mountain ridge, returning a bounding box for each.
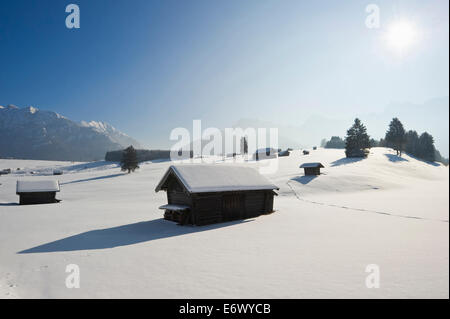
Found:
[0,105,141,161]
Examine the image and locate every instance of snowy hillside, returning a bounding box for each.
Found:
[0,147,448,298]
[0,105,141,161]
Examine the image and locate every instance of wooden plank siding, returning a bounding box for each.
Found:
[187,190,274,226]
[166,175,192,206]
[244,191,267,218]
[19,192,57,205]
[167,191,192,206]
[304,167,321,175]
[191,193,224,225]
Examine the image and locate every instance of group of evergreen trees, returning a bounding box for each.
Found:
[406,131,436,161]
[323,117,440,162]
[375,117,437,162]
[323,136,346,149]
[382,123,437,162]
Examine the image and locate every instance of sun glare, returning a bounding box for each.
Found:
[385,20,417,54]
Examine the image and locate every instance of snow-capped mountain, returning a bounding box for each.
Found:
[0,105,141,161]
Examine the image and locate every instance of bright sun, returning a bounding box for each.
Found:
[385,20,417,53]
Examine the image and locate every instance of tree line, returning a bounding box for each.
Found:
[321,117,447,164]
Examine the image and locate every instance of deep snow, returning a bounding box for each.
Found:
[0,148,448,298]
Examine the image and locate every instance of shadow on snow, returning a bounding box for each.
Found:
[0,202,19,206]
[61,173,124,185]
[60,161,119,172]
[384,153,409,162]
[330,157,365,167]
[18,218,252,253]
[404,153,441,167]
[290,175,318,185]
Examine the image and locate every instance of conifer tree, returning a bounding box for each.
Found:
[385,118,406,156]
[121,145,139,173]
[240,137,248,155]
[345,118,370,158]
[405,130,419,156]
[417,132,436,162]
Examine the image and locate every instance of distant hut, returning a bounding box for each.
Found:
[53,169,63,175]
[155,165,279,226]
[0,168,11,175]
[16,180,60,205]
[278,150,290,157]
[253,148,278,161]
[300,163,324,176]
[303,150,310,155]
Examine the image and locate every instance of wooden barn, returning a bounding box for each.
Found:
[53,169,63,175]
[0,168,11,175]
[300,162,324,176]
[16,180,60,205]
[278,150,290,157]
[155,165,279,225]
[253,148,278,161]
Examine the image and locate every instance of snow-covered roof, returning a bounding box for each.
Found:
[155,165,279,193]
[16,180,60,193]
[300,162,324,168]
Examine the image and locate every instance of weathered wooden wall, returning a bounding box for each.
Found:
[304,167,320,175]
[188,191,274,225]
[19,192,57,205]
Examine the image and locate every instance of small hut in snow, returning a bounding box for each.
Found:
[253,148,278,161]
[0,168,11,175]
[300,163,324,176]
[53,169,63,175]
[16,180,60,205]
[155,165,279,225]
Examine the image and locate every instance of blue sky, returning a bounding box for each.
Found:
[0,0,448,150]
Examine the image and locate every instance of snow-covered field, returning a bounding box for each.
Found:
[0,147,448,298]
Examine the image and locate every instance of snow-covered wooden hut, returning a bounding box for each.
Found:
[0,168,11,175]
[278,150,290,157]
[53,169,63,175]
[155,165,279,225]
[300,162,324,176]
[16,180,60,205]
[253,148,278,161]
